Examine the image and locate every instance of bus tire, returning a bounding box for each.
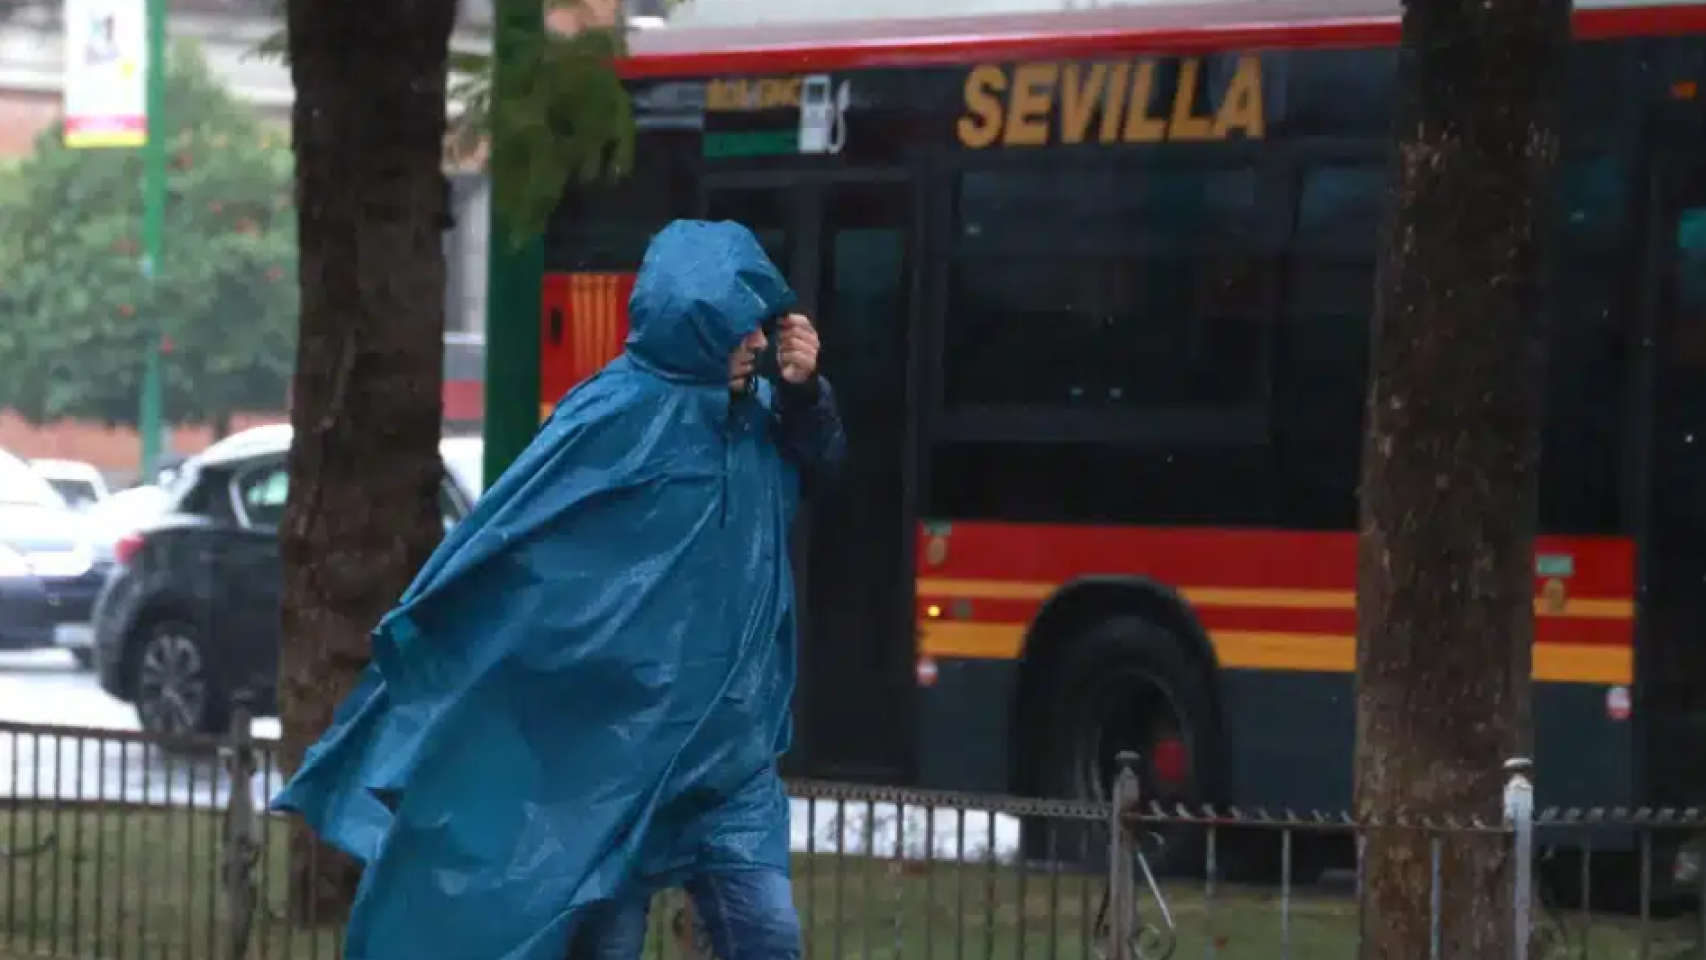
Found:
[1025,615,1221,877]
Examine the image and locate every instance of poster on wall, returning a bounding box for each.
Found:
[62,0,147,148]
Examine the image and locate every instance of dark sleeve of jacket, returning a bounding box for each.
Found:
[773,374,848,497]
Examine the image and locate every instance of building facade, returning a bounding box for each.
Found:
[0,0,495,469]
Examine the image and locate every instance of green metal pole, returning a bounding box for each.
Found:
[137,0,167,480]
[482,0,544,487]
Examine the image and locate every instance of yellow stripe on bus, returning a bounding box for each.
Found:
[915,621,1633,685]
[916,578,1635,619]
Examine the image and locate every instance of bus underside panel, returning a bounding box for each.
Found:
[918,658,1635,814]
[1221,672,1633,812]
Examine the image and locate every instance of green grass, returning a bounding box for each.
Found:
[0,807,1696,960]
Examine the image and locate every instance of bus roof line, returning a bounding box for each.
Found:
[618,1,1706,78]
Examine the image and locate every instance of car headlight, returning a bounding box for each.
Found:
[0,545,29,579]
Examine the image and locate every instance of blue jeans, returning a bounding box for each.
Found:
[567,867,801,960]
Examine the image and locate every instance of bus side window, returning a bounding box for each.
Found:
[1271,155,1634,534]
[1678,209,1705,322]
[1655,206,1706,520]
[1273,162,1381,530]
[1537,155,1632,536]
[932,160,1277,527]
[943,163,1267,413]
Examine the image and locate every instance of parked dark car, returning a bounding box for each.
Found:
[91,426,475,736]
[0,448,108,666]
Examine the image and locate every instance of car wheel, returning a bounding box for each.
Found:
[71,648,94,670]
[133,620,229,738]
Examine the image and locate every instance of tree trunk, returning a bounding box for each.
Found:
[279,0,457,923]
[1354,1,1569,959]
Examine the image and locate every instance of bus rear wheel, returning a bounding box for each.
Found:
[1025,616,1220,876]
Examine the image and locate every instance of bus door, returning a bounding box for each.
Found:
[1637,158,1706,808]
[704,175,920,784]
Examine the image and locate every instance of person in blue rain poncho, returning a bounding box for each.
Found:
[271,220,847,960]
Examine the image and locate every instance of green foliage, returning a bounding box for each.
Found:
[254,0,634,247]
[486,10,634,245]
[0,41,297,430]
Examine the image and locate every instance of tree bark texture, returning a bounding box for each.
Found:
[280,0,457,923]
[1354,1,1569,959]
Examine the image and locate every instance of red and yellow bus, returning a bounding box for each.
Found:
[501,0,1706,868]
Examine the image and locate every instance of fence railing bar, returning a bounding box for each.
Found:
[982,806,997,960]
[94,727,107,959]
[1202,825,1217,960]
[833,798,846,960]
[182,752,195,959]
[4,728,16,946]
[224,694,261,960]
[1047,821,1062,960]
[1016,821,1029,960]
[30,727,42,955]
[803,794,818,960]
[954,807,966,960]
[922,795,936,960]
[1427,836,1441,960]
[863,796,876,960]
[70,732,83,958]
[891,797,908,960]
[136,736,151,960]
[1639,829,1653,960]
[117,736,131,960]
[1504,757,1534,960]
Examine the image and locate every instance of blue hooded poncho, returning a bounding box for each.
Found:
[271,220,847,960]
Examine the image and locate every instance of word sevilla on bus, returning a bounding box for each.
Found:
[956,55,1265,148]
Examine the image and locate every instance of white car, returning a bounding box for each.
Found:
[84,484,173,551]
[1,450,105,668]
[31,458,110,511]
[440,435,484,499]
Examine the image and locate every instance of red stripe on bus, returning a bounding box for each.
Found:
[619,5,1706,79]
[916,523,1636,600]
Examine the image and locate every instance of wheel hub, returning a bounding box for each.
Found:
[137,631,206,735]
[1071,670,1191,804]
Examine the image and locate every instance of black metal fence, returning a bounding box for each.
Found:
[3,719,1704,960]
